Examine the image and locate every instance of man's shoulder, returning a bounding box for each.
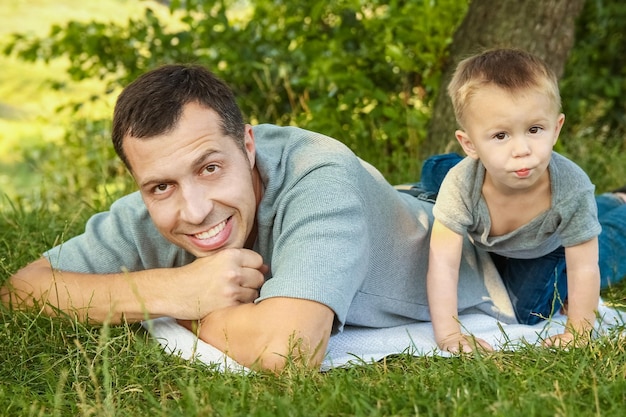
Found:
[253,124,352,152]
[96,191,155,231]
[109,191,146,213]
[253,124,362,179]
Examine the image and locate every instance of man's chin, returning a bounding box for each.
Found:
[183,241,241,257]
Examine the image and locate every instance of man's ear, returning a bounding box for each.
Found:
[244,124,256,169]
[456,130,478,159]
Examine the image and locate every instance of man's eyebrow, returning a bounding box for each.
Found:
[139,176,171,190]
[191,149,220,169]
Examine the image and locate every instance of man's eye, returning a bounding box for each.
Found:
[204,164,218,174]
[154,184,169,194]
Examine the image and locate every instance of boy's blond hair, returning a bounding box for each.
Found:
[447,48,561,128]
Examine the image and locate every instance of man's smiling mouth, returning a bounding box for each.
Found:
[194,218,228,240]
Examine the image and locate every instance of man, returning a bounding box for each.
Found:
[1,64,519,371]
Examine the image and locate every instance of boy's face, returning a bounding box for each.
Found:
[123,102,261,257]
[455,84,564,192]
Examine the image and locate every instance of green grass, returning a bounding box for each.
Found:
[2,297,626,416]
[1,301,626,415]
[1,184,626,416]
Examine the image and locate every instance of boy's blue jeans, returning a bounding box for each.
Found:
[596,192,626,289]
[417,153,626,324]
[490,247,566,325]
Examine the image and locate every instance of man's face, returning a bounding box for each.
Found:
[124,102,261,257]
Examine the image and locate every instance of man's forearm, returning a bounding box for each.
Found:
[196,297,334,372]
[2,258,176,323]
[3,251,267,324]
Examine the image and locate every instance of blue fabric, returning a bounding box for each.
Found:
[396,152,463,203]
[596,193,626,288]
[490,247,567,325]
[419,152,464,194]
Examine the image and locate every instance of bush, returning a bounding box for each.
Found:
[2,0,624,191]
[3,0,467,185]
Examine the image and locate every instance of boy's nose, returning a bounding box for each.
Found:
[511,136,531,157]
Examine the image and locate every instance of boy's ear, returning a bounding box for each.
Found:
[552,113,565,146]
[455,130,478,159]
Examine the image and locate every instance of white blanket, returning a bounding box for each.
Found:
[143,301,624,372]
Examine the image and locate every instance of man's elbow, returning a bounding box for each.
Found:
[252,332,329,372]
[1,258,51,309]
[198,298,334,373]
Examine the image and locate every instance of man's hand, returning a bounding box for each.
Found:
[437,332,494,354]
[164,248,267,320]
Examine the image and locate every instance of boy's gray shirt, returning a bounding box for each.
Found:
[433,152,601,259]
[45,124,517,332]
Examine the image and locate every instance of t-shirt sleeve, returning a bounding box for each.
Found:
[255,172,369,330]
[557,184,602,247]
[432,162,474,235]
[551,154,602,247]
[44,192,191,273]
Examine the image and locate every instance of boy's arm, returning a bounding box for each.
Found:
[427,220,492,352]
[545,238,600,347]
[195,297,334,372]
[1,249,266,323]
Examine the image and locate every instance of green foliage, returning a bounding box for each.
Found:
[3,0,626,190]
[2,0,468,184]
[561,0,626,144]
[557,0,626,192]
[2,8,196,86]
[12,117,135,212]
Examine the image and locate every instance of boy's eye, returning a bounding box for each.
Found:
[529,126,542,134]
[494,132,506,140]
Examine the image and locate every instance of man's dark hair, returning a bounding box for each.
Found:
[112,64,246,170]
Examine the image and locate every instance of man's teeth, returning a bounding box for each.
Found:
[195,221,226,239]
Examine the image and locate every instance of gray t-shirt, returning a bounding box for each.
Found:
[433,152,601,259]
[45,124,517,331]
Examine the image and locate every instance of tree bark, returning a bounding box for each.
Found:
[424,0,586,160]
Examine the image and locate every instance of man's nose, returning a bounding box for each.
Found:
[179,185,213,224]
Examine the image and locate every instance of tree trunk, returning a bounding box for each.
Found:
[423,0,586,160]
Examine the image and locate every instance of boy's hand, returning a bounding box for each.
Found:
[437,333,494,353]
[543,329,592,348]
[552,239,599,349]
